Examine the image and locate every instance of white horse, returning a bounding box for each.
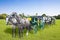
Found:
[51,16,56,24]
[20,18,31,36]
[6,12,31,37]
[45,16,56,25]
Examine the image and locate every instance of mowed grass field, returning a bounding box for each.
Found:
[0,19,60,40]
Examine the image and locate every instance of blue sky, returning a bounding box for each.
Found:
[0,0,60,16]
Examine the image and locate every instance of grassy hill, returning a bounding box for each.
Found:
[0,19,60,40]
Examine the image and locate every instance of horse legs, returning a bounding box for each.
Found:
[26,26,30,36]
[18,24,21,37]
[12,25,16,37]
[18,27,21,37]
[20,26,23,37]
[18,24,23,37]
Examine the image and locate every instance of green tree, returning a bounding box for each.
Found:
[42,14,46,17]
[0,13,8,19]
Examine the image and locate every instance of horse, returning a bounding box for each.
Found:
[45,16,52,25]
[20,17,31,36]
[45,16,56,25]
[51,16,56,24]
[6,12,31,37]
[6,12,23,37]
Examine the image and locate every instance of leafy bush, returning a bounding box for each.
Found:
[54,15,60,19]
[0,14,8,19]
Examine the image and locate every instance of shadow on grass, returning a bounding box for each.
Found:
[4,28,20,35]
[4,28,34,36]
[4,28,12,35]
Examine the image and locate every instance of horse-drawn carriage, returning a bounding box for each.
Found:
[6,12,56,37]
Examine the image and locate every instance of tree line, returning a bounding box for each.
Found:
[0,13,60,19]
[54,15,60,19]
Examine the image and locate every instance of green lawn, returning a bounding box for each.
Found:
[0,19,60,40]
